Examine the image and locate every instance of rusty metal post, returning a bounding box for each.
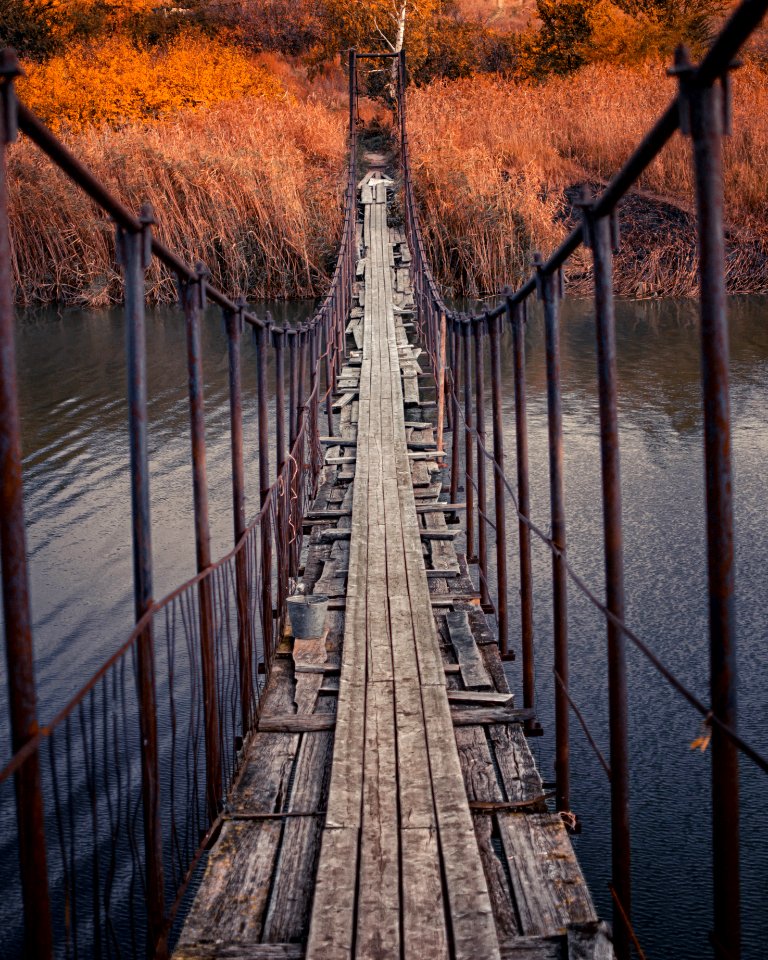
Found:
[674,48,740,960]
[296,324,307,439]
[436,311,447,462]
[581,196,631,960]
[256,323,273,641]
[289,328,298,452]
[0,53,53,960]
[118,205,165,952]
[181,265,221,820]
[449,319,461,507]
[445,311,453,432]
[274,324,286,478]
[324,319,334,437]
[473,316,490,609]
[488,311,509,661]
[462,317,475,561]
[509,298,538,724]
[273,323,288,612]
[224,300,253,736]
[536,259,569,812]
[308,322,319,448]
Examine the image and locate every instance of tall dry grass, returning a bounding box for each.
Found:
[9,96,347,304]
[407,61,768,297]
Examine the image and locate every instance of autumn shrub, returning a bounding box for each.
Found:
[18,34,284,131]
[9,96,347,304]
[517,0,727,78]
[407,61,768,297]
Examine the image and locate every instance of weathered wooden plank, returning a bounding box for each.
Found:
[451,708,535,726]
[455,724,503,803]
[331,392,356,412]
[489,724,544,801]
[498,813,598,938]
[498,937,564,959]
[446,609,492,689]
[175,821,282,948]
[401,827,450,960]
[175,945,304,959]
[304,826,359,958]
[262,699,335,941]
[566,922,614,959]
[421,684,500,960]
[448,690,514,706]
[356,682,400,957]
[258,715,335,733]
[455,720,519,941]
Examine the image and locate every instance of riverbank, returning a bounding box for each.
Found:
[9,59,768,304]
[407,61,768,299]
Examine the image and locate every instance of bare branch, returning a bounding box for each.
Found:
[372,14,396,51]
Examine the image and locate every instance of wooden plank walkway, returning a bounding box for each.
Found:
[173,159,612,960]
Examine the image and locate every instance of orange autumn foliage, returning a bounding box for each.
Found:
[19,35,284,131]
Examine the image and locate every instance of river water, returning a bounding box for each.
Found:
[0,296,766,957]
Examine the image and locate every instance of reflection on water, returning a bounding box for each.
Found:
[0,296,766,957]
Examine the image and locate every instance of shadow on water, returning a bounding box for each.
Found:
[1,296,767,957]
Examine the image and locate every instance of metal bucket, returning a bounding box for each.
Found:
[287,594,329,639]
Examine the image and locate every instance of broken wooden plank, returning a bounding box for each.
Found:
[448,690,514,706]
[446,609,492,690]
[175,944,304,959]
[257,715,336,733]
[331,392,356,412]
[451,707,535,726]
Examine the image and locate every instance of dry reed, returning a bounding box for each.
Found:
[9,96,347,304]
[10,59,768,305]
[407,61,768,298]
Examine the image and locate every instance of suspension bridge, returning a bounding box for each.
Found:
[1,2,768,959]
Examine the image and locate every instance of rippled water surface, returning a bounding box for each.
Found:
[1,296,766,958]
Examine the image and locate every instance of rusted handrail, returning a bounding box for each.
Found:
[0,46,360,960]
[396,3,768,958]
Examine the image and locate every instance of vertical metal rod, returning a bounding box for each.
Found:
[538,265,569,812]
[181,265,221,821]
[488,312,509,660]
[120,210,165,952]
[473,316,490,609]
[225,303,253,737]
[436,311,447,464]
[462,319,475,561]
[0,55,53,960]
[256,324,273,638]
[182,269,221,820]
[274,326,286,478]
[686,63,739,960]
[449,320,460,506]
[509,299,536,715]
[256,321,272,497]
[273,325,287,613]
[445,312,453,432]
[324,321,334,437]
[296,324,307,438]
[308,324,319,443]
[337,290,345,370]
[289,329,298,452]
[588,209,631,960]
